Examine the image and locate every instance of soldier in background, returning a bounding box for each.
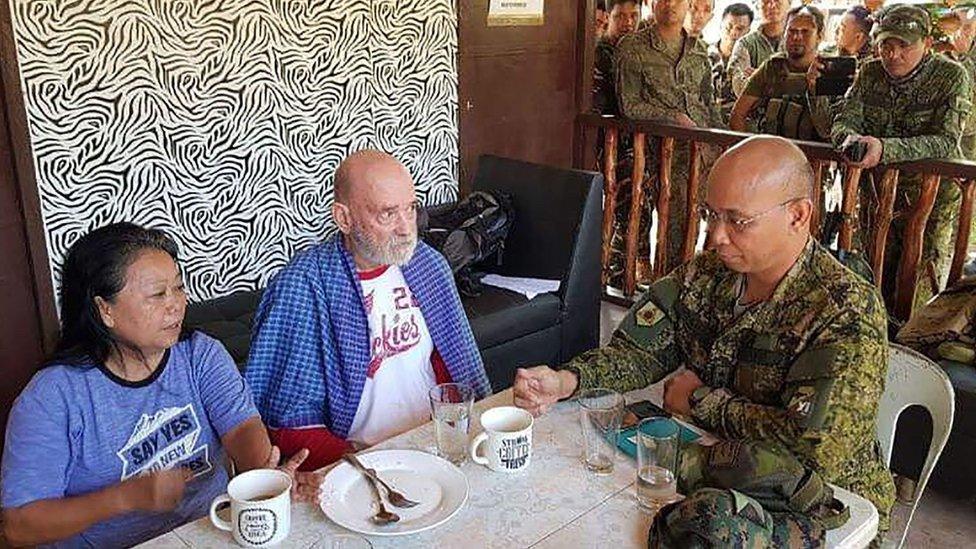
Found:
[513,136,896,541]
[594,0,641,116]
[730,5,828,141]
[832,5,972,311]
[709,3,755,120]
[596,0,608,42]
[615,0,723,275]
[684,0,714,38]
[594,0,643,289]
[946,4,976,160]
[826,5,874,61]
[728,0,791,97]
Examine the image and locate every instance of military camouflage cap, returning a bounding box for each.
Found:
[873,5,931,45]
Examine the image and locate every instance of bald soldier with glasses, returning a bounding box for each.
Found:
[513,135,896,541]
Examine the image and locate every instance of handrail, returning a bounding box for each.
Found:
[578,113,976,179]
[577,113,976,321]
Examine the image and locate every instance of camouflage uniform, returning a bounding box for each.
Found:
[728,28,783,97]
[616,25,724,271]
[741,53,831,141]
[594,37,652,288]
[650,488,825,548]
[831,52,971,310]
[707,42,736,123]
[564,239,896,536]
[947,48,976,160]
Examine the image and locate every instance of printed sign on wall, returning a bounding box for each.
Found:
[487,0,545,26]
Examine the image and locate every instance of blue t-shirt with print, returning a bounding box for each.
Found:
[1,332,258,548]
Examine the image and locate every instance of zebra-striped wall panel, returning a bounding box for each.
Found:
[10,0,459,301]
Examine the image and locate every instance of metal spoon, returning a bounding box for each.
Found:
[342,454,399,525]
[344,453,420,508]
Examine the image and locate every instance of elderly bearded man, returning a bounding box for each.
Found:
[246,150,491,470]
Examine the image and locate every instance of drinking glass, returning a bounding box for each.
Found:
[578,388,625,474]
[635,417,680,511]
[429,382,475,465]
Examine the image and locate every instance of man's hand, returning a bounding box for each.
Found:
[806,57,824,95]
[265,447,324,503]
[674,114,697,128]
[663,370,704,416]
[842,135,884,169]
[513,366,578,416]
[119,468,191,512]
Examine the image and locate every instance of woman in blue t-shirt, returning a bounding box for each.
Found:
[1,223,319,548]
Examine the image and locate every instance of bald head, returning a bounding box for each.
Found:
[709,135,814,202]
[333,149,412,204]
[331,149,418,269]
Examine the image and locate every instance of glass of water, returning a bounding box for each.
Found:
[578,388,625,474]
[635,417,680,512]
[429,382,475,465]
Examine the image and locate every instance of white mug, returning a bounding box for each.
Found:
[210,468,291,547]
[470,406,534,473]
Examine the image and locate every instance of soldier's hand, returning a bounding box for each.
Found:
[513,366,577,416]
[806,58,824,94]
[663,370,703,417]
[674,114,697,128]
[842,135,883,169]
[859,136,884,168]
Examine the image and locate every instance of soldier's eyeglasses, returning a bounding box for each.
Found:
[698,198,806,232]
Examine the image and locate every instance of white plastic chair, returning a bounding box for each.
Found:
[876,344,955,548]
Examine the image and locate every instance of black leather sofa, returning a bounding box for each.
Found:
[183,155,604,391]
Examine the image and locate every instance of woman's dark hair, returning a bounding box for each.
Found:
[787,5,826,36]
[48,222,180,368]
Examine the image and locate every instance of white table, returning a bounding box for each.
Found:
[141,384,877,548]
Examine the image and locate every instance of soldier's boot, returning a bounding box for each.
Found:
[648,487,825,548]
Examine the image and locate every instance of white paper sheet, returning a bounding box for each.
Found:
[481,274,561,300]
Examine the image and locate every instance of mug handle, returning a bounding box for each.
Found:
[470,432,490,466]
[209,494,232,532]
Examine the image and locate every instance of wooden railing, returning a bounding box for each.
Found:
[575,113,976,321]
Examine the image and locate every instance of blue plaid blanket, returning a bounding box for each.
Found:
[245,236,491,438]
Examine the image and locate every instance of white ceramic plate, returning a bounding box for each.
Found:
[320,449,468,537]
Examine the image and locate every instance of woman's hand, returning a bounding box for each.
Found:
[118,468,191,512]
[264,446,324,503]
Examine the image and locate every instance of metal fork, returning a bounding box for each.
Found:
[342,454,400,525]
[343,453,421,508]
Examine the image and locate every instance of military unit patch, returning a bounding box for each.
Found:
[637,300,666,327]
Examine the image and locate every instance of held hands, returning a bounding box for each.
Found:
[264,446,324,503]
[513,366,577,416]
[663,370,704,417]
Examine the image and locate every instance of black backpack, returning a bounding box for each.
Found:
[421,190,515,297]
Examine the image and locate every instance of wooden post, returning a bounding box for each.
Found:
[870,169,899,290]
[654,137,676,279]
[838,166,862,251]
[894,174,941,320]
[600,128,619,286]
[810,160,823,238]
[682,141,701,262]
[624,132,647,297]
[948,179,976,286]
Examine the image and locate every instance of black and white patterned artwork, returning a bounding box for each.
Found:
[10,0,459,301]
